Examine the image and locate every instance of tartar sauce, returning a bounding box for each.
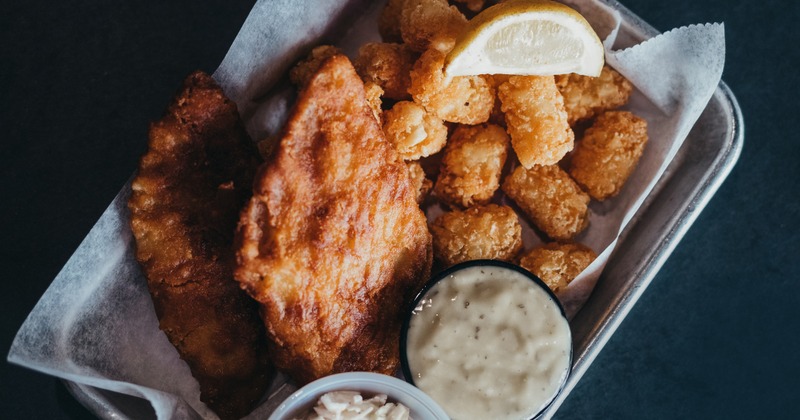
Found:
[404,264,571,420]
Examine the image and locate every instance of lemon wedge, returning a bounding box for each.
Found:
[444,0,604,77]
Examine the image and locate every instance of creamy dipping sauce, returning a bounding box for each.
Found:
[404,264,571,420]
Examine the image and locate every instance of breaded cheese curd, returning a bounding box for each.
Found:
[518,242,597,293]
[502,164,590,241]
[400,0,468,52]
[354,42,417,100]
[409,47,495,125]
[430,204,522,266]
[569,110,648,200]
[383,101,448,160]
[433,123,510,208]
[498,75,574,167]
[555,65,633,126]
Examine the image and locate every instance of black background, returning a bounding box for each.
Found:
[2,0,798,418]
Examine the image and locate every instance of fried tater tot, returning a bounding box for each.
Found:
[555,65,633,126]
[364,81,384,124]
[431,204,523,266]
[383,100,448,160]
[354,42,417,100]
[433,123,509,208]
[379,0,405,42]
[569,110,648,200]
[498,75,574,168]
[401,0,467,52]
[518,242,597,293]
[409,47,494,124]
[289,45,342,87]
[408,161,433,204]
[502,164,590,241]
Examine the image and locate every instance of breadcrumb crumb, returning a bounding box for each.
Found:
[364,82,384,124]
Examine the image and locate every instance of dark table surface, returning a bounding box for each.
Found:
[3,0,798,419]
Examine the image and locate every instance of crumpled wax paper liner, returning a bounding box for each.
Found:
[8,0,725,418]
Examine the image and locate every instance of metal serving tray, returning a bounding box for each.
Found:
[64,1,744,418]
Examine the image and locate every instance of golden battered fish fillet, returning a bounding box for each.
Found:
[234,55,433,385]
[128,71,271,420]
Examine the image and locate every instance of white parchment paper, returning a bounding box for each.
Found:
[9,0,725,418]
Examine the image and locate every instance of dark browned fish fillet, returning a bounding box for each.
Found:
[234,55,433,385]
[128,71,271,419]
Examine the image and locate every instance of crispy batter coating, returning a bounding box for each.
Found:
[364,81,384,124]
[354,42,417,100]
[128,71,270,420]
[487,74,508,127]
[257,135,279,161]
[379,0,405,42]
[433,123,509,208]
[409,47,494,124]
[519,242,597,293]
[383,100,448,160]
[407,161,433,204]
[569,111,648,200]
[502,164,590,241]
[555,65,633,126]
[498,75,574,168]
[289,45,342,87]
[235,55,432,385]
[400,0,467,52]
[431,204,523,266]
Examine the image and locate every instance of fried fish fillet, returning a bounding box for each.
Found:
[128,71,271,420]
[235,55,433,385]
